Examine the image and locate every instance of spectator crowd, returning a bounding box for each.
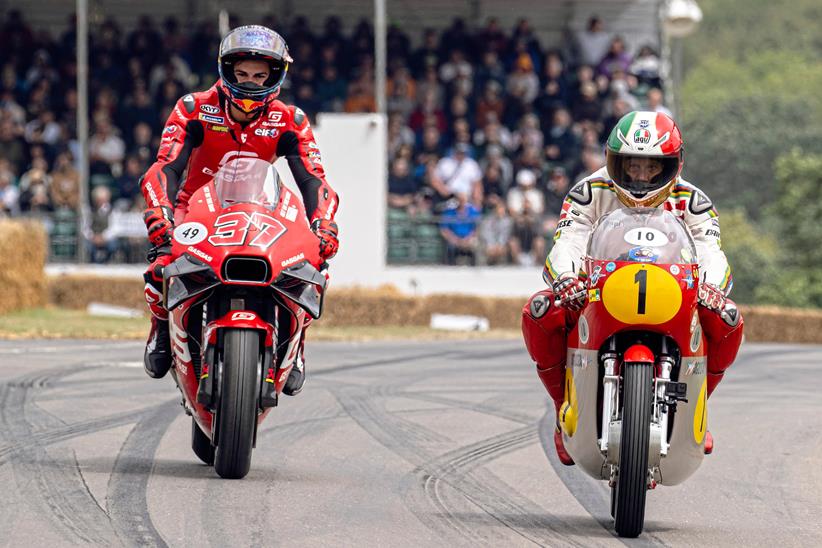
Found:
[0,10,670,264]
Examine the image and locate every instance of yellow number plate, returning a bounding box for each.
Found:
[601,264,682,325]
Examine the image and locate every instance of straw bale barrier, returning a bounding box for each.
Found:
[46,275,822,343]
[0,220,48,313]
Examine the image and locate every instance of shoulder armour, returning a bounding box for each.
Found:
[181,93,196,114]
[689,189,714,215]
[568,180,592,205]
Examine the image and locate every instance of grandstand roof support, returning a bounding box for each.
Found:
[77,0,90,263]
[374,0,386,115]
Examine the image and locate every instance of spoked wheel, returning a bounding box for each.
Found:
[191,418,215,465]
[214,329,260,479]
[614,362,653,538]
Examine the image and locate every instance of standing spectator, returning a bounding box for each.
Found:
[513,113,544,152]
[115,155,144,202]
[0,118,26,173]
[481,163,508,206]
[387,114,416,161]
[597,37,632,78]
[0,167,20,216]
[18,157,51,210]
[439,50,473,88]
[480,200,513,265]
[646,87,673,117]
[84,185,118,263]
[344,75,376,113]
[630,45,662,87]
[129,122,155,166]
[474,80,506,130]
[386,66,417,118]
[572,81,603,124]
[575,16,612,67]
[410,29,440,78]
[387,156,420,212]
[440,192,480,265]
[49,151,79,209]
[509,197,545,266]
[545,108,580,169]
[434,143,483,206]
[409,89,447,134]
[544,166,571,213]
[415,64,445,109]
[477,18,508,55]
[315,65,347,112]
[507,53,540,106]
[475,50,507,92]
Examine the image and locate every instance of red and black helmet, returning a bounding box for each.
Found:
[218,25,293,114]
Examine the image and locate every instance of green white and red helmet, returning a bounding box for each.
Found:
[605,111,684,207]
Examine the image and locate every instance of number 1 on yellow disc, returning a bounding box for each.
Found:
[601,264,682,324]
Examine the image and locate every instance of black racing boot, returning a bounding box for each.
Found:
[283,351,305,396]
[144,317,172,379]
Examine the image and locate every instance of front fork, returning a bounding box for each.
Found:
[601,337,687,489]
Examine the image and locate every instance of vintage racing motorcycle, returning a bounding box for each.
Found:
[557,208,709,537]
[162,158,326,479]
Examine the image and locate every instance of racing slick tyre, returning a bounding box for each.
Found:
[614,362,653,538]
[214,329,260,479]
[192,418,215,465]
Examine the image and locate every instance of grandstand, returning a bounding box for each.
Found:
[0,1,667,269]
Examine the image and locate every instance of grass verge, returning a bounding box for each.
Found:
[0,308,521,341]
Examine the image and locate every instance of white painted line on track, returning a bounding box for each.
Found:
[0,342,141,355]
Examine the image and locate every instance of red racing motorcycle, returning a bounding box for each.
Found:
[557,208,709,537]
[162,158,326,479]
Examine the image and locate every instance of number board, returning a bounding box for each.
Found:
[174,222,208,245]
[601,263,681,325]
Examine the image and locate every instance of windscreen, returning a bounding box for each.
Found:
[213,157,281,211]
[586,208,697,264]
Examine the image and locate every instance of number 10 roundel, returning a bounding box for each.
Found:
[208,211,287,249]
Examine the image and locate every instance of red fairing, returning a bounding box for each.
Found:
[140,82,338,225]
[205,310,275,347]
[624,344,655,364]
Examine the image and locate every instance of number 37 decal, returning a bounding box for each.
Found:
[208,211,286,249]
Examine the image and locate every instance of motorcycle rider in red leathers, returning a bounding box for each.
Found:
[521,111,743,465]
[141,25,339,396]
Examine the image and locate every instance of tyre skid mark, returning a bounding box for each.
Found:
[0,369,120,544]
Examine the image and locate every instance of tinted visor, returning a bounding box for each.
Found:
[608,154,680,197]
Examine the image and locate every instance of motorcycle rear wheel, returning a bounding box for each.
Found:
[191,418,215,465]
[214,329,260,479]
[614,362,653,538]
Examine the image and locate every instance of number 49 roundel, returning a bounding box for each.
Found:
[208,211,286,249]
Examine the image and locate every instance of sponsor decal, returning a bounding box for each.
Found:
[633,128,651,144]
[605,261,616,273]
[279,190,291,215]
[669,264,680,275]
[588,288,601,302]
[240,133,247,143]
[557,219,573,229]
[161,135,174,142]
[208,124,229,132]
[231,311,258,321]
[685,360,705,376]
[578,315,589,344]
[268,111,283,122]
[200,104,220,114]
[186,245,213,262]
[163,125,177,134]
[639,119,650,129]
[202,167,215,176]
[254,127,279,138]
[690,324,702,352]
[705,229,721,238]
[198,113,225,124]
[203,185,216,212]
[589,265,604,285]
[262,120,285,128]
[174,222,208,245]
[308,151,322,162]
[281,252,305,267]
[308,141,320,150]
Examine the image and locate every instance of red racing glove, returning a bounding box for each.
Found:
[143,206,174,246]
[698,282,726,311]
[311,219,339,260]
[553,273,587,311]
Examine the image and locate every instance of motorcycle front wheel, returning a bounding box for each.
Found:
[614,362,653,538]
[214,329,260,479]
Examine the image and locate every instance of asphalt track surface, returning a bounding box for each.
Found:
[0,339,820,547]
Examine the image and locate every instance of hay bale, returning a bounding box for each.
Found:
[48,275,145,310]
[738,305,822,344]
[0,220,48,313]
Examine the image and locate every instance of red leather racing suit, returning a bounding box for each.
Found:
[141,82,338,318]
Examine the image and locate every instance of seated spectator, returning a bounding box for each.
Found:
[50,151,79,210]
[316,65,347,112]
[387,157,420,212]
[115,155,143,202]
[434,143,483,206]
[386,66,416,118]
[387,114,416,161]
[0,167,20,216]
[630,45,662,87]
[475,50,507,92]
[507,168,545,218]
[515,145,545,183]
[415,64,445,110]
[513,113,544,152]
[84,185,119,263]
[474,80,506,130]
[409,89,447,134]
[479,200,513,265]
[506,53,540,107]
[410,29,440,78]
[545,108,580,169]
[89,114,125,176]
[18,158,51,211]
[416,125,444,163]
[0,118,26,174]
[535,52,569,122]
[572,81,603,124]
[544,166,571,214]
[597,36,632,78]
[481,163,508,207]
[474,114,514,156]
[480,143,513,191]
[439,192,480,265]
[24,110,61,148]
[439,50,472,87]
